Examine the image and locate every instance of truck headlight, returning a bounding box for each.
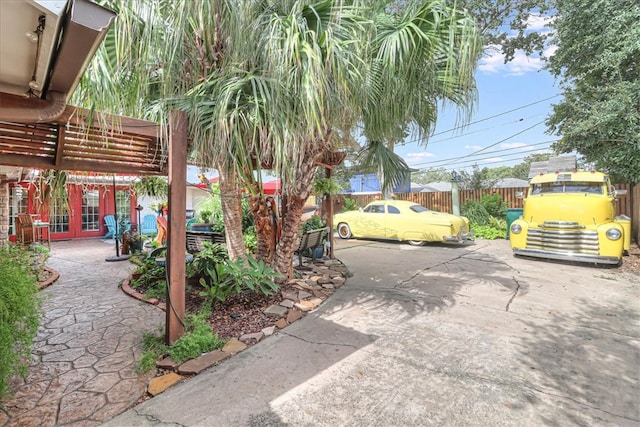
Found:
[606,228,622,240]
[510,223,522,234]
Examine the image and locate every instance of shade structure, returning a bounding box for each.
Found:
[263,179,281,195]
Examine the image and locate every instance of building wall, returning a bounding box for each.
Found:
[0,183,8,245]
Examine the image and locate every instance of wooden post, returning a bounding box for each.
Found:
[326,167,334,259]
[166,110,187,345]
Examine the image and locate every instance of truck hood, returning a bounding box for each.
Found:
[523,194,615,225]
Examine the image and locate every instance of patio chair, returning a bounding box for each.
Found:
[140,214,158,236]
[16,213,35,245]
[103,215,116,239]
[103,214,131,239]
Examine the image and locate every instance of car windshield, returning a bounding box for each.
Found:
[409,204,429,213]
[530,181,604,195]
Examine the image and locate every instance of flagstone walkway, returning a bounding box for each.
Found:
[0,240,163,427]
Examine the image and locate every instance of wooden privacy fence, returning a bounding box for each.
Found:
[343,183,636,222]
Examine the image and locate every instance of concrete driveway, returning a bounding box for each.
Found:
[104,238,640,427]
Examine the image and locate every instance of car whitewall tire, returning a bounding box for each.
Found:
[337,223,352,239]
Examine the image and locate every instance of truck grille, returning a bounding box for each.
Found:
[526,222,599,255]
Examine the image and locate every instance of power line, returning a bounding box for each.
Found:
[410,140,554,170]
[409,121,547,169]
[397,95,559,147]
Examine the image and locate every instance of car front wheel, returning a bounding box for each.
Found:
[337,223,352,239]
[407,240,426,246]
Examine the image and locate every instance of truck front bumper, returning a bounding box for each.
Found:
[513,248,621,265]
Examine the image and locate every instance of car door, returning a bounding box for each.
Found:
[358,203,386,238]
[384,204,404,239]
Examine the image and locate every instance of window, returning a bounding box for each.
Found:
[82,190,100,231]
[8,186,28,235]
[364,204,385,213]
[387,205,400,214]
[409,204,429,213]
[50,200,69,233]
[116,190,131,222]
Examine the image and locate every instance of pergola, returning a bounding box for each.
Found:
[0,0,187,344]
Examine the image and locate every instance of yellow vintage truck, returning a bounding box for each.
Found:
[509,170,630,265]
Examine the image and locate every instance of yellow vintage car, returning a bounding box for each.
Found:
[333,200,472,246]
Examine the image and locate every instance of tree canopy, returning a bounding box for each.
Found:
[546,0,640,182]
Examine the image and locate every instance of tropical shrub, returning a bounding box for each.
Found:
[342,197,357,212]
[462,194,508,240]
[137,313,227,372]
[0,245,42,399]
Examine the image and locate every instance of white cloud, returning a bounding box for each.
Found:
[525,14,555,32]
[479,48,545,76]
[405,151,435,165]
[464,144,483,150]
[500,142,529,150]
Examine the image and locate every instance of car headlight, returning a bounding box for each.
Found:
[510,223,522,234]
[511,222,522,234]
[606,228,622,240]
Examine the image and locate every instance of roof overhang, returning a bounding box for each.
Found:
[0,0,115,102]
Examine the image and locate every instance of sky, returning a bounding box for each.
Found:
[395,16,561,175]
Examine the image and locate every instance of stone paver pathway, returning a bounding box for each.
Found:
[0,240,163,427]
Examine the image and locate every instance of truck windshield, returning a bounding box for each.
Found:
[530,181,604,195]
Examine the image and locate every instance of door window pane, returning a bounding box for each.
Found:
[50,200,69,233]
[82,190,100,232]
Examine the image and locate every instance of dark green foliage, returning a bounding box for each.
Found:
[136,314,227,372]
[342,197,357,212]
[462,194,508,240]
[0,245,42,399]
[167,314,226,363]
[546,0,640,182]
[461,200,491,225]
[300,215,326,234]
[479,193,507,219]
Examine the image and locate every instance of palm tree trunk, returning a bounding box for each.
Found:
[217,168,245,261]
[249,194,278,263]
[272,144,324,279]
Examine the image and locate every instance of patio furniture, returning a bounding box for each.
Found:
[186,230,226,254]
[103,214,131,239]
[140,214,158,236]
[16,213,35,245]
[295,228,326,269]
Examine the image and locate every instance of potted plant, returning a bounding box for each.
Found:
[122,230,144,254]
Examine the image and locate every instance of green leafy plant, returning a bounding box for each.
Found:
[136,314,227,372]
[300,215,326,234]
[479,193,507,219]
[342,197,357,212]
[243,226,257,254]
[0,245,42,399]
[312,177,342,196]
[228,256,283,296]
[461,200,491,225]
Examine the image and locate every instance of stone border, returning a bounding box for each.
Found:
[37,266,60,290]
[120,259,350,397]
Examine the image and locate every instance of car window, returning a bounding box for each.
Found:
[387,205,400,214]
[409,204,429,213]
[364,204,385,213]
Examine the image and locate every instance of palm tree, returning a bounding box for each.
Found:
[77,0,481,279]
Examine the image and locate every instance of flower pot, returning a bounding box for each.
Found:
[307,247,324,260]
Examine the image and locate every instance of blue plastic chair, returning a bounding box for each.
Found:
[103,215,116,239]
[140,214,158,236]
[104,214,132,239]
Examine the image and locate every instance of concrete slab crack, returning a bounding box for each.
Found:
[133,408,187,426]
[280,331,363,349]
[505,276,521,312]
